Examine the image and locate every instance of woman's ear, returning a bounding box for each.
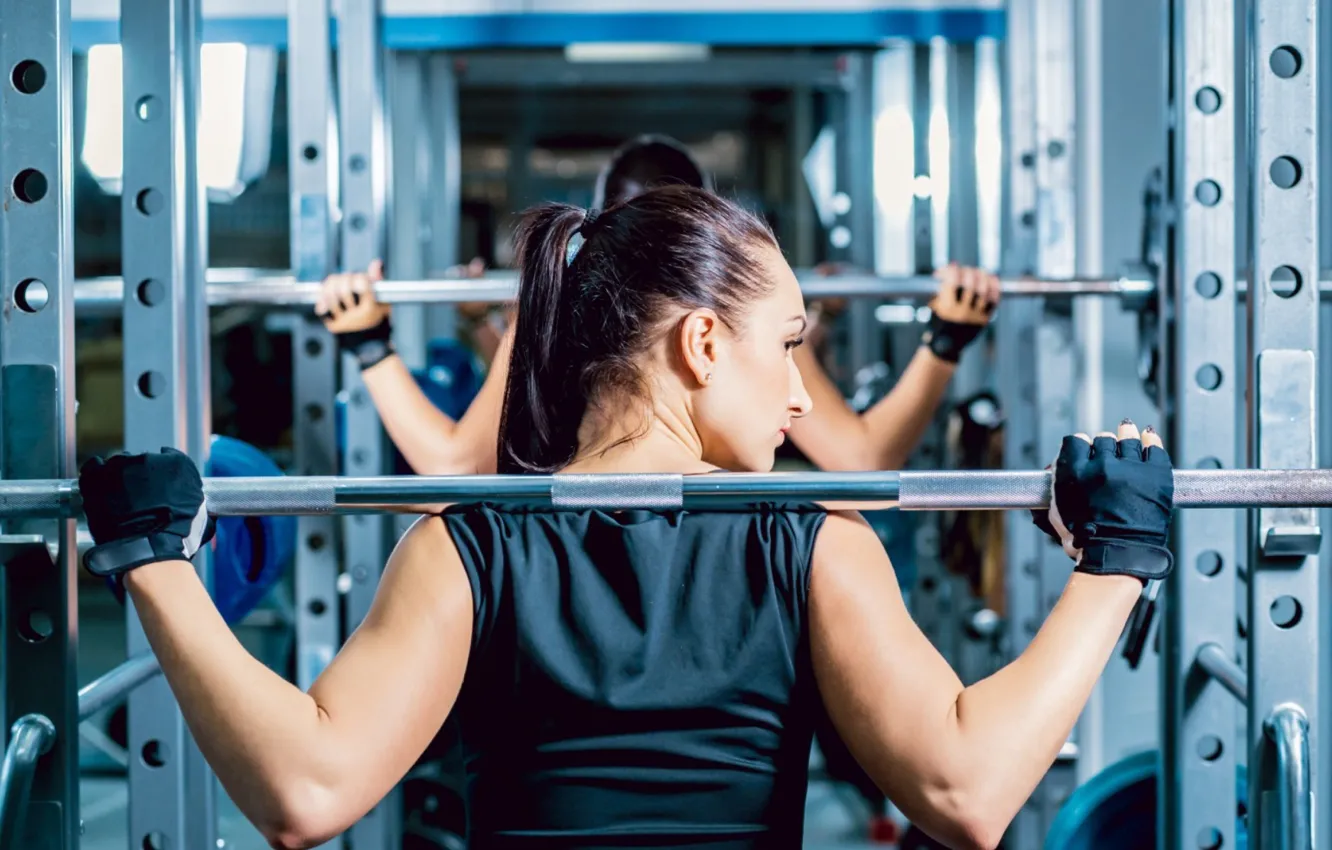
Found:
[677,308,721,387]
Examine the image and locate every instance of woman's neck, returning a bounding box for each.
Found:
[564,405,716,475]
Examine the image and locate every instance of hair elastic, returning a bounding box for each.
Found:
[565,207,601,267]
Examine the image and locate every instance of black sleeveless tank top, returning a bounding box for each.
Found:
[438,504,828,848]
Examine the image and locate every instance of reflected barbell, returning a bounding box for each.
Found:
[5,469,1332,518]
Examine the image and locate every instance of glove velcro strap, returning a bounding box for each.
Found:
[921,318,981,364]
[82,533,191,578]
[1075,541,1173,583]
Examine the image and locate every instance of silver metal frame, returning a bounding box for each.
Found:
[337,1,398,847]
[287,0,342,740]
[120,0,215,843]
[1001,0,1081,840]
[1160,0,1241,844]
[0,0,79,843]
[1246,1,1322,847]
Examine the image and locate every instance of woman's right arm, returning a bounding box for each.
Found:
[123,514,475,849]
[359,329,511,475]
[316,263,510,475]
[809,423,1171,850]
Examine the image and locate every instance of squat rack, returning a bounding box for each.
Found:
[0,2,1326,850]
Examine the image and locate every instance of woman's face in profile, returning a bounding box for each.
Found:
[693,245,813,472]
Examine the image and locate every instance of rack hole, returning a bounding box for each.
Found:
[304,337,324,357]
[349,154,366,173]
[14,279,49,313]
[1195,364,1223,391]
[1196,735,1223,761]
[1270,46,1302,79]
[302,144,320,161]
[1270,266,1302,298]
[136,188,164,216]
[136,279,165,307]
[1196,826,1223,850]
[1194,272,1223,299]
[11,60,46,94]
[1195,86,1222,114]
[1270,595,1302,629]
[306,533,326,552]
[135,95,161,122]
[349,213,367,231]
[308,599,327,616]
[19,609,54,643]
[304,403,325,423]
[1196,457,1223,470]
[142,739,167,768]
[1270,156,1302,189]
[1196,551,1223,577]
[1194,180,1222,207]
[136,371,165,399]
[14,169,48,203]
[142,832,167,850]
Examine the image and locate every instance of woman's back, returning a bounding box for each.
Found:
[441,504,828,847]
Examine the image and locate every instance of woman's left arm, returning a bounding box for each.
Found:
[125,515,474,849]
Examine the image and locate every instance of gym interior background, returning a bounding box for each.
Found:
[4,0,1332,848]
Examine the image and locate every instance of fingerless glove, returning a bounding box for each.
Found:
[1032,435,1174,583]
[79,448,215,581]
[337,316,395,370]
[920,313,986,364]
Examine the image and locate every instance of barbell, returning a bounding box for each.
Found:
[5,468,1332,518]
[73,269,1155,311]
[65,267,1332,314]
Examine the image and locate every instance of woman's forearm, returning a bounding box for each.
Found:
[857,346,957,469]
[359,355,468,475]
[790,344,955,472]
[953,572,1141,821]
[124,560,337,841]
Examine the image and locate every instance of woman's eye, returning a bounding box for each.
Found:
[785,337,805,351]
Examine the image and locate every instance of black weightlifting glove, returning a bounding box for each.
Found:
[336,313,395,370]
[1031,434,1174,583]
[920,313,986,364]
[79,448,215,582]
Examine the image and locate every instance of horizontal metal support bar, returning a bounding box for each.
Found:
[456,53,850,90]
[6,469,1332,518]
[1195,642,1247,705]
[72,269,1158,311]
[77,652,163,722]
[1265,704,1313,850]
[0,715,57,850]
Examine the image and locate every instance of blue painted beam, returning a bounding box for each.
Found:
[72,9,1005,50]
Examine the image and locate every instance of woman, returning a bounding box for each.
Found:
[80,188,1173,850]
[316,134,998,476]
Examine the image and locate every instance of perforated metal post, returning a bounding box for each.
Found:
[1158,0,1240,845]
[1246,1,1321,847]
[120,0,215,844]
[337,0,398,846]
[999,0,1043,678]
[0,0,79,844]
[287,0,342,732]
[1000,0,1080,841]
[425,53,462,340]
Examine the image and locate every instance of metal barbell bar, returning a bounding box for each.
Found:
[4,469,1332,518]
[68,268,1332,313]
[73,269,1154,311]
